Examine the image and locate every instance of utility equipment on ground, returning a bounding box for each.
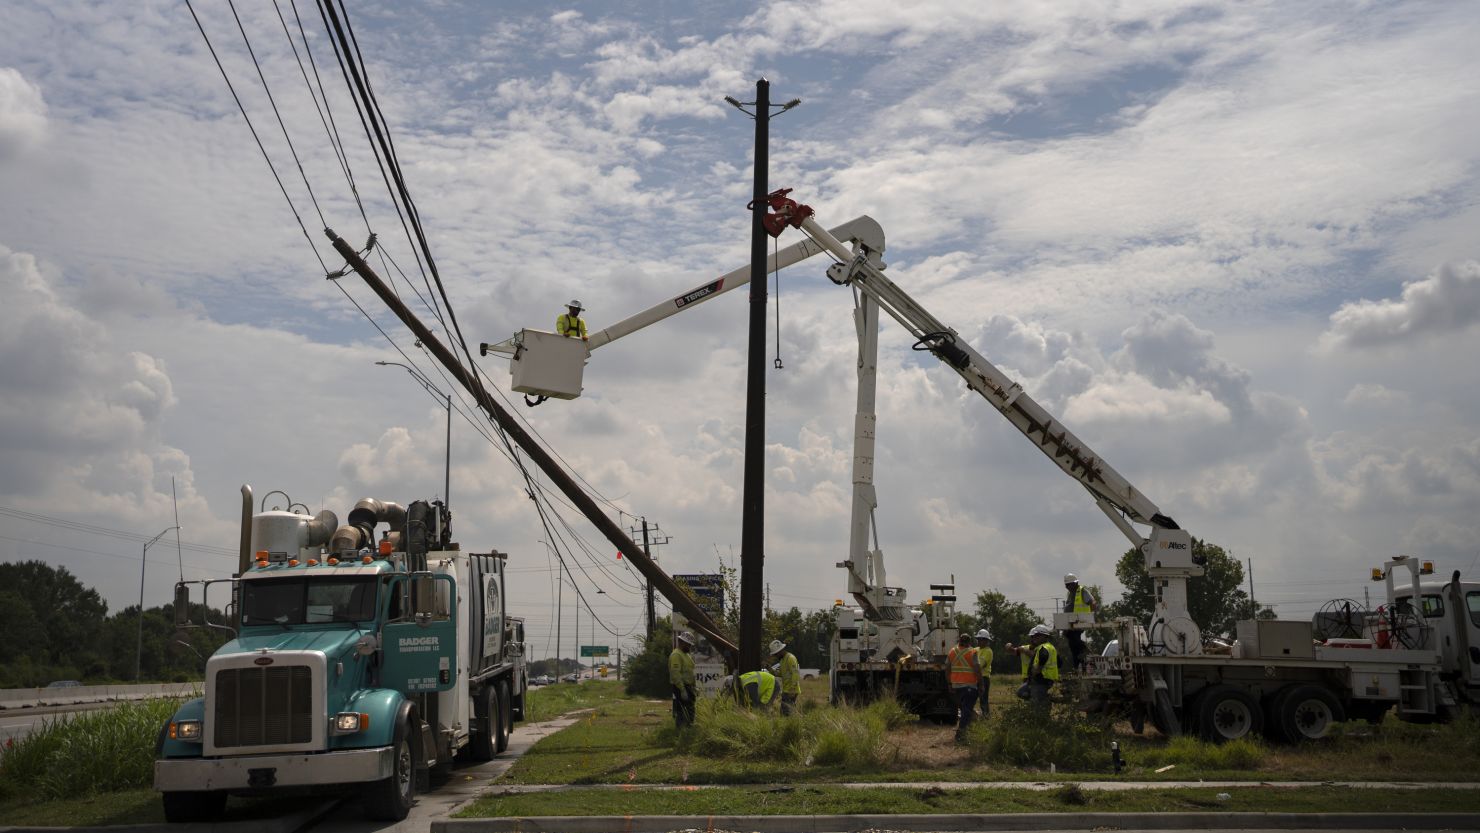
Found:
[154,486,527,822]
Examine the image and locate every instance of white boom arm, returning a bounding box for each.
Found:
[782,204,1205,655]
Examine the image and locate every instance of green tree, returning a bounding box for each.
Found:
[1104,538,1251,638]
[623,616,675,698]
[966,589,1041,674]
[0,561,107,685]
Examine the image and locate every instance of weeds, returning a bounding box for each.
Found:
[969,699,1112,770]
[659,695,914,770]
[0,698,179,800]
[1141,735,1265,770]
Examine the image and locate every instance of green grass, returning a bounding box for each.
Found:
[0,698,180,800]
[457,784,1480,817]
[504,678,1480,786]
[523,680,632,723]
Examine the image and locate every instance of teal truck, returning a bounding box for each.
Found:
[155,487,526,822]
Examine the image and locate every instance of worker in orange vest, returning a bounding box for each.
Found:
[946,632,982,743]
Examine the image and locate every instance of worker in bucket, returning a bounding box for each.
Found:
[669,631,697,728]
[769,639,802,716]
[974,628,994,718]
[946,632,982,743]
[1062,573,1097,670]
[557,299,588,340]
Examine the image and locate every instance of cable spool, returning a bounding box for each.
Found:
[1313,598,1367,641]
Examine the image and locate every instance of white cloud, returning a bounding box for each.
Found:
[1324,261,1480,348]
[0,67,46,160]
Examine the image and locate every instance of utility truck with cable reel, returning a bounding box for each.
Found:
[155,486,527,822]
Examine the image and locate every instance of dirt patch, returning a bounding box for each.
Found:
[891,722,972,768]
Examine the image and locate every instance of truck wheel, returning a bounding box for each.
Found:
[161,791,226,823]
[495,679,512,753]
[364,719,416,820]
[465,686,497,762]
[1275,684,1344,742]
[1196,685,1262,743]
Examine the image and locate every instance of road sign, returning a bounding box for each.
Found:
[580,645,609,658]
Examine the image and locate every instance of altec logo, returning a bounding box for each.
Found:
[1159,541,1189,550]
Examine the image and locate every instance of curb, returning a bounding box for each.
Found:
[0,798,339,833]
[432,812,1480,832]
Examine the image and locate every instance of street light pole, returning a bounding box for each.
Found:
[375,361,453,510]
[137,525,180,682]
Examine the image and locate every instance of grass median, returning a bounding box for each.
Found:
[501,678,1480,786]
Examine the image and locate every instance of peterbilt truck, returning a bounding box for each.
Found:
[154,487,526,822]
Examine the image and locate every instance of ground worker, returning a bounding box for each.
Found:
[669,632,697,728]
[946,632,981,742]
[1025,623,1059,704]
[735,668,779,709]
[770,639,801,716]
[557,299,588,340]
[1062,573,1098,670]
[974,628,994,718]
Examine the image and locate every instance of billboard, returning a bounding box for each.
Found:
[671,573,727,695]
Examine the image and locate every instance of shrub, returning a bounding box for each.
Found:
[969,699,1112,771]
[660,695,911,769]
[0,698,180,800]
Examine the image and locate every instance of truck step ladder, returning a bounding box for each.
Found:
[1397,668,1433,714]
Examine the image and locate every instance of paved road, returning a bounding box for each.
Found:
[305,711,587,833]
[0,702,118,745]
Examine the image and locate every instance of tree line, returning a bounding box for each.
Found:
[0,561,232,688]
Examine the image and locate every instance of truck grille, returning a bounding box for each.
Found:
[214,665,314,748]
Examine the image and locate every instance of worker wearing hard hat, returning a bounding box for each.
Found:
[1062,573,1098,671]
[1023,624,1060,705]
[734,668,780,709]
[669,632,697,728]
[946,632,982,743]
[557,299,588,340]
[770,640,802,716]
[974,628,995,718]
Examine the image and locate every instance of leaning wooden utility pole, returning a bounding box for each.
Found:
[325,229,737,653]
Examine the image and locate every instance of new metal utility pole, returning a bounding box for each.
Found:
[137,525,180,681]
[375,360,452,509]
[724,79,800,673]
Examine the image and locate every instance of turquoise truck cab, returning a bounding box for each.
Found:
[156,488,525,823]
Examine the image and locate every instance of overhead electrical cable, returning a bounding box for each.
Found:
[184,0,329,274]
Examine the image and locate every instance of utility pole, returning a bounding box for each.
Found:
[642,519,655,640]
[1247,557,1256,619]
[555,554,561,675]
[723,78,799,673]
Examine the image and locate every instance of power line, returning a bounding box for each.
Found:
[0,506,236,556]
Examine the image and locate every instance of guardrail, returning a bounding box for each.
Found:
[0,682,202,709]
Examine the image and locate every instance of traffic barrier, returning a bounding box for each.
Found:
[0,682,200,709]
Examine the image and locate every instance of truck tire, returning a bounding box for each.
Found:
[1273,684,1345,743]
[1195,685,1262,743]
[363,719,416,820]
[495,679,512,753]
[464,685,497,762]
[161,791,226,823]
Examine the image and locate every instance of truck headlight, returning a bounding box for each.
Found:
[171,720,203,742]
[333,712,371,733]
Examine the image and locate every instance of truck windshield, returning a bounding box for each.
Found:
[241,577,377,626]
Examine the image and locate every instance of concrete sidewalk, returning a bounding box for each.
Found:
[431,812,1480,833]
[461,778,1480,794]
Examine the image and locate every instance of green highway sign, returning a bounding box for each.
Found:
[580,645,609,658]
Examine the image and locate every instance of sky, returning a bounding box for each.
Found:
[2,0,1479,662]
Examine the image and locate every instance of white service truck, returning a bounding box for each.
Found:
[155,487,526,821]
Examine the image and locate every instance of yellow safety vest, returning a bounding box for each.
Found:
[739,670,777,705]
[1020,651,1030,680]
[976,646,994,680]
[557,313,587,338]
[947,646,979,687]
[1071,587,1092,614]
[1032,642,1060,681]
[778,652,801,695]
[669,648,695,687]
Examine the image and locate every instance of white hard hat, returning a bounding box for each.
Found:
[676,631,695,646]
[769,639,786,655]
[567,299,584,311]
[1063,573,1079,585]
[1030,624,1052,637]
[975,629,991,640]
